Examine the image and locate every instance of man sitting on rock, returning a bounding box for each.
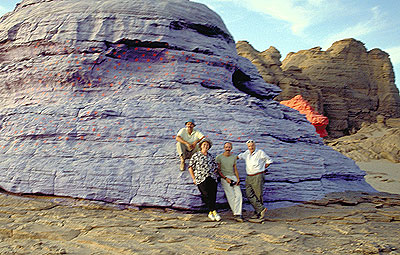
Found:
[238,140,273,221]
[176,119,205,171]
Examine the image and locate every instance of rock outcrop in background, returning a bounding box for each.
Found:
[280,95,329,138]
[327,116,400,163]
[237,39,400,138]
[0,0,375,210]
[236,41,325,114]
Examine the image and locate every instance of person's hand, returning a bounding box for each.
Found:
[225,178,232,184]
[192,179,197,185]
[188,143,196,151]
[235,181,240,186]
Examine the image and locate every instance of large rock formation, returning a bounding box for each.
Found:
[236,41,324,113]
[0,0,375,210]
[237,39,400,138]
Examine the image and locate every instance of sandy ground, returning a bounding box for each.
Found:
[1,191,399,254]
[356,159,400,194]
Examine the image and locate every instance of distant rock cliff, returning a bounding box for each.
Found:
[237,39,400,138]
[0,0,374,210]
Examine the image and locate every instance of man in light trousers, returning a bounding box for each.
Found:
[216,142,243,222]
[176,119,205,171]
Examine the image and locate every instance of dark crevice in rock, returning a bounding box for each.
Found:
[267,175,363,184]
[5,22,23,41]
[321,173,364,181]
[106,39,214,56]
[265,199,304,203]
[104,39,183,60]
[232,69,280,101]
[169,20,234,44]
[265,133,322,145]
[111,39,170,49]
[100,110,121,117]
[192,47,214,55]
[232,69,254,96]
[14,133,75,140]
[200,82,223,89]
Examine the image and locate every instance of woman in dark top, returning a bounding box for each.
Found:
[188,139,221,221]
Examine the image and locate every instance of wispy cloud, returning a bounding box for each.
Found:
[195,0,342,35]
[245,0,343,35]
[322,6,386,49]
[245,0,313,35]
[385,46,400,65]
[0,5,7,15]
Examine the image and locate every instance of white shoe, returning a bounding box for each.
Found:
[208,211,215,221]
[212,210,221,221]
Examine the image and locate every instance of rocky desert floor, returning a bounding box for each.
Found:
[1,189,399,255]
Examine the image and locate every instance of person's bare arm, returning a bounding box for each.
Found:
[233,164,240,185]
[192,135,205,148]
[264,163,271,173]
[176,135,192,149]
[188,166,196,185]
[217,163,223,178]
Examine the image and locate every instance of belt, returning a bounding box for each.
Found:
[247,171,264,176]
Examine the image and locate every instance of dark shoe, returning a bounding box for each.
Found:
[259,208,267,219]
[250,213,259,219]
[234,215,244,222]
[248,218,263,223]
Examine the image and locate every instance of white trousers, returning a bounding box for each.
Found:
[221,175,243,216]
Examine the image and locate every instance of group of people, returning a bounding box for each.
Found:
[176,119,273,222]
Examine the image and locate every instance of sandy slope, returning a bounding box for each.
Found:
[357,159,400,194]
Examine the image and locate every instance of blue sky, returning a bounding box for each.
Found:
[1,0,399,91]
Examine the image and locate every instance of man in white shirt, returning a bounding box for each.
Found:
[238,140,273,220]
[176,119,205,171]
